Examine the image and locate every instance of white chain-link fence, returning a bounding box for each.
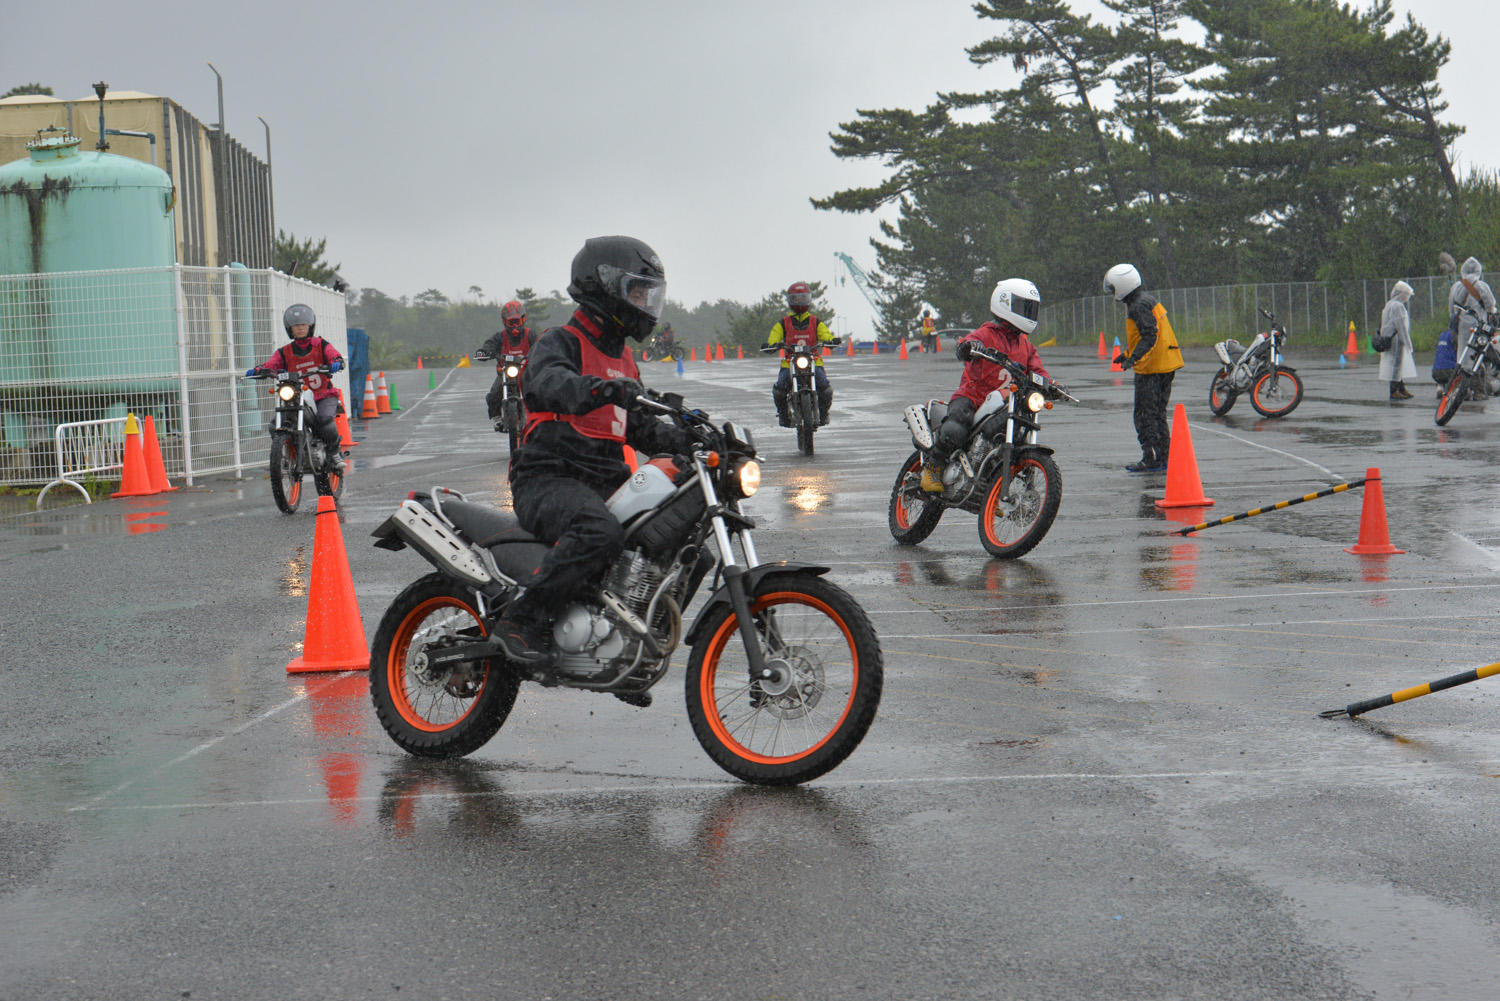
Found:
[1040,273,1490,348]
[0,265,348,488]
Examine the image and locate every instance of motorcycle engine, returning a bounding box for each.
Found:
[553,604,625,661]
[1231,366,1255,391]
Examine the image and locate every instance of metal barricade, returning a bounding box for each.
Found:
[35,417,128,508]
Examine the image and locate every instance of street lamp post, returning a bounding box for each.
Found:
[257,115,274,265]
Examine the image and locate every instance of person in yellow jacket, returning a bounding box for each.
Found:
[767,281,838,426]
[1103,263,1184,472]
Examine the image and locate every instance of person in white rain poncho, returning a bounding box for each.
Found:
[1378,281,1416,401]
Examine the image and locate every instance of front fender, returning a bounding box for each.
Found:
[684,562,831,644]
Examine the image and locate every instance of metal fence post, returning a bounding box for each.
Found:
[223,267,242,473]
[174,265,196,486]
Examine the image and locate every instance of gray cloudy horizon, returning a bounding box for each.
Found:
[5,0,1495,336]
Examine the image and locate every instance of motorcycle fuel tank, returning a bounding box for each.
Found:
[607,463,677,522]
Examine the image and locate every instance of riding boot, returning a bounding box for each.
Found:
[492,592,556,668]
[773,386,793,427]
[817,387,834,426]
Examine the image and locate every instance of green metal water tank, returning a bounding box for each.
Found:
[0,127,177,390]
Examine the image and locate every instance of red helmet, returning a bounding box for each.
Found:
[501,300,526,329]
[786,282,813,311]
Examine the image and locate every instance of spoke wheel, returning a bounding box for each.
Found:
[888,449,944,545]
[506,399,523,453]
[269,436,303,514]
[978,452,1062,559]
[370,573,520,758]
[686,574,882,785]
[1208,367,1238,416]
[1435,372,1470,426]
[1250,366,1303,417]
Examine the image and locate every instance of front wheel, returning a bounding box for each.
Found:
[888,449,944,545]
[369,573,521,758]
[1250,366,1303,417]
[505,398,524,453]
[796,392,816,455]
[1435,371,1470,426]
[978,452,1062,559]
[686,573,882,785]
[269,435,303,514]
[1209,367,1238,416]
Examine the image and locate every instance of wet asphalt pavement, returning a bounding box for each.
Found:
[3,347,1500,1000]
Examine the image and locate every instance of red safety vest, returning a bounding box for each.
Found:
[275,337,338,399]
[781,313,821,348]
[523,316,638,442]
[500,326,532,357]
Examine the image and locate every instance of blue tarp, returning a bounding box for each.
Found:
[346,328,369,412]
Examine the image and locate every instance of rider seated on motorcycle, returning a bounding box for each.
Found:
[495,236,691,671]
[245,303,347,472]
[1448,255,1498,401]
[921,279,1051,493]
[767,282,837,427]
[478,300,536,424]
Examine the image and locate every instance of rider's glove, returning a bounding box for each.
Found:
[593,377,643,407]
[955,340,977,362]
[245,366,261,377]
[329,359,344,373]
[1117,353,1135,370]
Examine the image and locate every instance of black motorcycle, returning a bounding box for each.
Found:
[1435,305,1500,426]
[1208,308,1303,418]
[474,348,527,451]
[762,340,840,456]
[244,366,343,514]
[367,389,883,786]
[888,347,1075,559]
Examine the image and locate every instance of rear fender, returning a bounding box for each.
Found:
[684,562,831,644]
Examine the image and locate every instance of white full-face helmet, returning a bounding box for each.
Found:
[1103,263,1142,301]
[990,278,1041,335]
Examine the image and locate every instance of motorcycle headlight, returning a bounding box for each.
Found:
[278,384,297,402]
[794,355,811,370]
[505,365,521,378]
[733,458,761,498]
[1025,391,1046,413]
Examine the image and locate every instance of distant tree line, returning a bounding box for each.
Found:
[817,0,1500,336]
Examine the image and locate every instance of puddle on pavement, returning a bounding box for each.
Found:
[281,546,308,596]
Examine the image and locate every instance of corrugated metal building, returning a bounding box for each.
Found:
[0,91,272,270]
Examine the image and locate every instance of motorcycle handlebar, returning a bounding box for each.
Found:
[244,366,332,381]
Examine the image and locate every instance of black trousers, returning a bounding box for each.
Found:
[511,473,625,611]
[1133,371,1175,462]
[485,376,506,419]
[932,395,976,461]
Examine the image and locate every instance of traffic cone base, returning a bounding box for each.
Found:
[111,413,156,498]
[1155,404,1215,509]
[141,415,176,493]
[287,495,370,673]
[1345,467,1404,554]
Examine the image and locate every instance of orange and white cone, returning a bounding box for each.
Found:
[360,374,379,419]
[287,495,370,673]
[375,372,392,414]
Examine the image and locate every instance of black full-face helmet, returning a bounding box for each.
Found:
[567,236,666,341]
[283,303,317,338]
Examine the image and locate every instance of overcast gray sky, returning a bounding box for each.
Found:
[4,1,1492,334]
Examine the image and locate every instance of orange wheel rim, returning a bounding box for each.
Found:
[386,595,489,732]
[983,458,1037,546]
[699,590,858,764]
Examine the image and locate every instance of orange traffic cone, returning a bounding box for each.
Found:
[899,339,909,360]
[1345,467,1405,554]
[375,372,392,414]
[1343,324,1359,356]
[822,345,831,357]
[736,344,744,360]
[333,389,357,447]
[360,374,379,419]
[845,337,855,356]
[416,356,424,369]
[111,413,156,498]
[690,347,697,361]
[1155,404,1215,509]
[934,335,942,352]
[1110,338,1125,372]
[287,494,370,674]
[716,343,725,361]
[704,344,713,363]
[140,415,176,493]
[1097,331,1108,359]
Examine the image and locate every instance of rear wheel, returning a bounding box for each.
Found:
[269,436,302,514]
[1435,371,1470,426]
[1250,366,1303,417]
[978,452,1062,559]
[685,573,882,785]
[1209,367,1238,415]
[317,464,344,501]
[370,573,520,758]
[888,449,944,545]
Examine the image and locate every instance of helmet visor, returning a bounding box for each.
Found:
[1012,296,1039,323]
[598,265,667,321]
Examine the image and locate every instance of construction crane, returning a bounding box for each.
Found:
[833,251,885,313]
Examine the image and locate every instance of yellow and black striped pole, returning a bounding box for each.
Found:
[1319,661,1500,719]
[1171,478,1368,536]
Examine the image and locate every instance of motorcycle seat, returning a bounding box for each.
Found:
[441,500,551,582]
[1221,338,1246,358]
